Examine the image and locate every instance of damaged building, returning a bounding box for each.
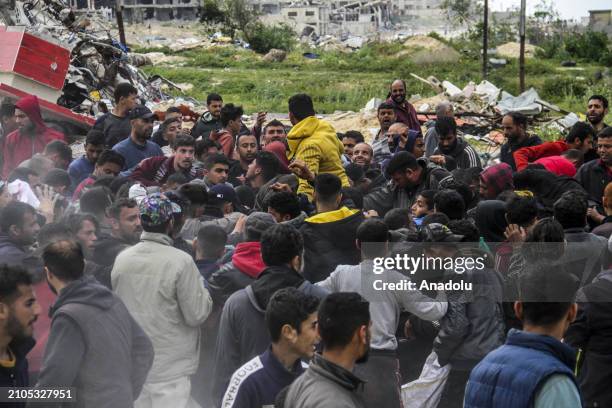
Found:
[275,0,391,36]
[67,0,201,23]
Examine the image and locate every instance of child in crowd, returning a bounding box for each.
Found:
[411,189,435,227]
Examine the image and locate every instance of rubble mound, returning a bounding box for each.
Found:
[263,49,288,62]
[496,42,542,59]
[399,35,461,64]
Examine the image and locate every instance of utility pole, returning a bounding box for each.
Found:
[519,0,526,92]
[483,0,488,80]
[116,0,126,46]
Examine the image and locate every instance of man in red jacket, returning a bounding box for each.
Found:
[386,79,422,136]
[1,95,65,178]
[513,121,594,172]
[130,134,203,187]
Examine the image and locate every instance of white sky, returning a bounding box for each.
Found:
[490,0,611,20]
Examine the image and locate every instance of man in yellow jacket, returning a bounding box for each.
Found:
[287,94,350,200]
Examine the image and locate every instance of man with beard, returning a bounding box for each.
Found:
[500,112,542,171]
[371,102,397,164]
[584,95,609,162]
[37,240,154,407]
[92,198,142,269]
[229,133,258,186]
[430,116,481,170]
[112,106,163,172]
[0,265,40,392]
[577,127,612,213]
[279,292,371,408]
[424,102,454,157]
[587,95,609,134]
[0,202,41,275]
[1,95,65,178]
[248,151,296,212]
[386,79,422,136]
[151,116,182,150]
[94,83,139,148]
[363,151,453,217]
[192,93,224,140]
[351,142,387,193]
[130,134,202,187]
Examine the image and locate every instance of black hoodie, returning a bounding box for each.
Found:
[434,137,482,170]
[35,277,153,408]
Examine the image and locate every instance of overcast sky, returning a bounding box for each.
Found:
[490,0,611,20]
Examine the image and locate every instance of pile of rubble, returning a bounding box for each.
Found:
[0,0,185,117]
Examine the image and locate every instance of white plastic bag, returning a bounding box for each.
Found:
[401,351,451,408]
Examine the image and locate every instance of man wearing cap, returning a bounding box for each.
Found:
[207,212,277,307]
[363,151,452,217]
[112,105,163,172]
[200,184,245,233]
[111,194,213,408]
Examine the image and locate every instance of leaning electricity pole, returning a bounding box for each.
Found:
[482,0,488,79]
[519,0,526,92]
[116,0,126,46]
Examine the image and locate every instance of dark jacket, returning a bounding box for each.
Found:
[280,353,366,408]
[500,135,542,171]
[566,269,612,408]
[130,155,203,187]
[221,346,305,408]
[433,266,505,370]
[0,234,43,278]
[592,216,612,239]
[562,227,608,286]
[253,174,299,212]
[513,169,586,210]
[228,160,247,187]
[35,277,154,408]
[363,157,453,216]
[207,241,266,307]
[191,111,223,140]
[91,233,132,268]
[299,206,364,283]
[465,329,579,408]
[211,264,328,405]
[576,159,612,211]
[0,338,35,408]
[433,137,482,170]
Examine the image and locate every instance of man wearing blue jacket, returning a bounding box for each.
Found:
[464,265,582,408]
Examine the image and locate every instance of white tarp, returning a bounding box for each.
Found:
[497,88,543,116]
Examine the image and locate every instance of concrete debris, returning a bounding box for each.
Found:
[263,49,288,63]
[496,42,542,59]
[497,88,542,116]
[0,0,185,118]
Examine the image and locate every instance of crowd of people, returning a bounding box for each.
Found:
[0,80,610,408]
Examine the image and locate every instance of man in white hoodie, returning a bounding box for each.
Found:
[317,218,448,408]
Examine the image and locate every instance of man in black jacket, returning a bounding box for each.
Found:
[36,240,153,407]
[0,265,40,405]
[566,268,612,408]
[576,127,612,214]
[431,116,481,170]
[300,173,364,283]
[500,112,542,170]
[363,152,453,217]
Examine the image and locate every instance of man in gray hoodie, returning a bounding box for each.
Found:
[317,219,448,408]
[35,239,154,407]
